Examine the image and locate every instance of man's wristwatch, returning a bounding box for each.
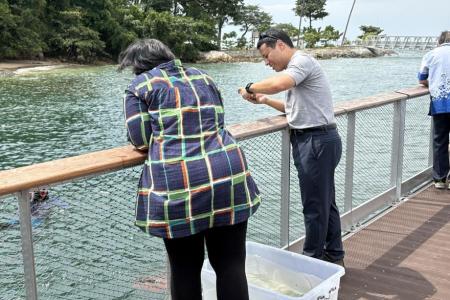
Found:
[245,82,254,94]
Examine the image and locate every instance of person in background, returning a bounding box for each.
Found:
[118,38,261,300]
[418,30,450,189]
[30,189,49,215]
[30,189,49,203]
[238,28,344,266]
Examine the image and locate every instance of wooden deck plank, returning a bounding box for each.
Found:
[339,185,450,300]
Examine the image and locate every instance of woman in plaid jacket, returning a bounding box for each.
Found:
[119,39,261,300]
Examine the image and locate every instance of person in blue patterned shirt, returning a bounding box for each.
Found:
[418,31,450,189]
[118,39,261,300]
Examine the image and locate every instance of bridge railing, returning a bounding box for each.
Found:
[0,86,432,299]
[354,36,438,50]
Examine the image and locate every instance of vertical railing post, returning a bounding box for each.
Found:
[280,128,291,248]
[423,37,430,50]
[390,100,406,203]
[344,112,356,219]
[166,255,171,300]
[17,190,38,300]
[428,118,434,167]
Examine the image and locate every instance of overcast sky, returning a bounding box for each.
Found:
[242,0,449,39]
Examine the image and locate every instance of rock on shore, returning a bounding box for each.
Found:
[197,51,233,63]
[197,47,397,63]
[307,46,396,59]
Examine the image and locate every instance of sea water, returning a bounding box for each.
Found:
[0,52,424,170]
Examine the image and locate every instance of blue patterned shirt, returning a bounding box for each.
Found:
[418,43,450,115]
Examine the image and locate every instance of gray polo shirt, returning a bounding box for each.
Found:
[283,51,335,129]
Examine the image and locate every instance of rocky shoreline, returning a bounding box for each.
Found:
[0,47,396,77]
[197,46,397,63]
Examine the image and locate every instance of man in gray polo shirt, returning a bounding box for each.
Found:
[239,28,344,265]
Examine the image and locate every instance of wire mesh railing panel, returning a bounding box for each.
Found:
[403,96,432,180]
[353,105,395,206]
[0,195,26,300]
[335,115,349,213]
[239,132,282,247]
[288,145,302,243]
[29,167,168,300]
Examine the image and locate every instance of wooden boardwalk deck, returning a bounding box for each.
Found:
[339,185,450,299]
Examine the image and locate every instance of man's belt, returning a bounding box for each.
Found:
[291,123,337,135]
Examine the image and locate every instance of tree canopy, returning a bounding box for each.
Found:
[303,25,341,48]
[0,0,344,60]
[358,25,384,40]
[232,5,272,48]
[0,0,247,61]
[294,0,328,29]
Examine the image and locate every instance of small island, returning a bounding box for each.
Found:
[198,46,396,63]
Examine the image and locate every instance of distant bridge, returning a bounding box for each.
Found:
[356,35,438,50]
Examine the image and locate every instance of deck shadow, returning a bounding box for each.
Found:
[340,188,450,299]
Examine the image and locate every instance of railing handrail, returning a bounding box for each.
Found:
[0,86,429,197]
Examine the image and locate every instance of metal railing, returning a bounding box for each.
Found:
[0,86,432,299]
[355,36,438,50]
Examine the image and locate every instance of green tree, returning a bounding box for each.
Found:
[294,0,328,29]
[321,25,340,46]
[274,23,300,41]
[143,10,215,61]
[0,1,17,58]
[232,5,272,48]
[303,27,321,48]
[39,0,112,59]
[0,0,46,58]
[190,0,244,50]
[136,0,174,12]
[222,31,237,49]
[0,0,225,61]
[58,9,105,62]
[358,25,383,40]
[101,4,145,58]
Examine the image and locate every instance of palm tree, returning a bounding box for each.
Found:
[296,0,305,48]
[341,0,357,46]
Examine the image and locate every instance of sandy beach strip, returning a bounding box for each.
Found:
[0,60,77,76]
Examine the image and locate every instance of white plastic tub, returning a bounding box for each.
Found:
[201,241,345,300]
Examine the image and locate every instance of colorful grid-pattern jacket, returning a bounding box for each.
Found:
[123,59,261,239]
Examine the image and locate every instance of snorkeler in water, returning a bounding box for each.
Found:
[1,189,68,229]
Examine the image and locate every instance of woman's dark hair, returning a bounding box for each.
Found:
[438,31,450,45]
[257,28,294,49]
[117,39,175,75]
